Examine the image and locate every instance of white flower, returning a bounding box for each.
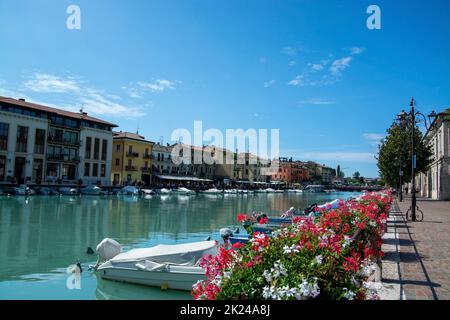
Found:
[263,270,272,283]
[283,244,300,255]
[342,287,355,300]
[315,255,323,265]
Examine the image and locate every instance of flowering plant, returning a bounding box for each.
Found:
[192,191,393,300]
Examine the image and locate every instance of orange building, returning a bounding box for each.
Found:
[272,160,309,184]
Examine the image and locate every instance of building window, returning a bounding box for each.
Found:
[16,126,28,152]
[100,164,106,177]
[34,129,46,154]
[94,138,100,160]
[84,163,90,176]
[85,137,92,159]
[0,123,9,150]
[128,145,133,154]
[115,158,120,166]
[116,144,120,152]
[92,163,98,177]
[101,139,107,161]
[0,155,5,181]
[46,163,58,178]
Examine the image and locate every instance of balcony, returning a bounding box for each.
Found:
[141,167,151,172]
[48,137,80,147]
[47,154,80,162]
[125,165,137,171]
[143,153,152,159]
[126,151,139,158]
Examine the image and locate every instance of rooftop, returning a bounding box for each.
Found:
[0,96,118,127]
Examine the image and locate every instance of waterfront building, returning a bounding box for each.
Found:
[152,142,179,176]
[0,97,116,185]
[111,131,154,185]
[271,158,310,185]
[416,109,450,200]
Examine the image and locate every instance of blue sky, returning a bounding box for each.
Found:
[1,0,449,178]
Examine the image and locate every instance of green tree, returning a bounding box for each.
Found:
[377,122,433,187]
[353,171,361,180]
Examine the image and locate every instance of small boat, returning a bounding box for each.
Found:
[304,185,325,193]
[59,187,79,195]
[37,187,59,195]
[174,187,195,195]
[120,186,140,196]
[294,189,303,193]
[80,184,102,195]
[141,189,156,195]
[224,189,238,194]
[14,185,33,195]
[274,189,284,193]
[159,188,172,194]
[200,188,223,195]
[94,238,217,291]
[254,189,267,193]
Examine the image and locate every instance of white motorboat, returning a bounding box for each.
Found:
[120,186,140,196]
[294,189,304,193]
[254,189,267,193]
[141,189,156,195]
[80,184,102,195]
[59,187,78,195]
[174,187,196,195]
[159,188,172,194]
[265,188,276,193]
[224,189,238,194]
[94,238,217,291]
[200,188,223,195]
[14,184,32,195]
[274,189,284,193]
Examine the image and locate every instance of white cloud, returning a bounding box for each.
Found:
[288,60,296,67]
[349,47,365,55]
[288,75,304,86]
[3,74,147,119]
[282,46,299,56]
[264,80,276,88]
[24,73,80,93]
[122,86,142,99]
[329,57,352,75]
[363,133,385,146]
[138,79,177,92]
[299,98,335,105]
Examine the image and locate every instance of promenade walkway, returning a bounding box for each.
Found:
[381,197,450,300]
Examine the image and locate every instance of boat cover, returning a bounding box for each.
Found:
[110,241,217,266]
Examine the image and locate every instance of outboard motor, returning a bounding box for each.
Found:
[93,238,122,269]
[304,203,317,214]
[220,228,234,242]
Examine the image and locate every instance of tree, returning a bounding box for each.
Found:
[336,165,341,177]
[353,171,361,180]
[377,122,433,187]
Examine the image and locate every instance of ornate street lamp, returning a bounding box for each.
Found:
[396,98,437,221]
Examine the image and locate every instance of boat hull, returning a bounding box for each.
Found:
[97,266,205,291]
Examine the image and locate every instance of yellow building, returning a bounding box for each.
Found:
[111,131,154,185]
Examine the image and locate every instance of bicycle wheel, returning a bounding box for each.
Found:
[405,208,412,221]
[415,207,424,222]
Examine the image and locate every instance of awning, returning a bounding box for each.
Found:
[154,174,213,182]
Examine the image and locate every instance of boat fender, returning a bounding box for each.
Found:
[95,238,122,269]
[204,236,211,241]
[86,247,94,254]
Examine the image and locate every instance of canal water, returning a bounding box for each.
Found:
[0,191,360,300]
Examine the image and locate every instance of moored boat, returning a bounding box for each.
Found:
[174,187,196,195]
[80,184,102,195]
[200,188,223,195]
[59,187,78,195]
[94,238,217,291]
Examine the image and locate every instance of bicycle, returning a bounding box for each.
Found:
[405,206,424,222]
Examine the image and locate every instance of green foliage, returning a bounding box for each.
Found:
[377,122,433,187]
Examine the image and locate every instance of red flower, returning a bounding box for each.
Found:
[237,213,248,222]
[259,216,268,224]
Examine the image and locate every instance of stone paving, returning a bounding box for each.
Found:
[381,197,450,300]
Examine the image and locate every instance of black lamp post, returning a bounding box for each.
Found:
[396,98,437,221]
